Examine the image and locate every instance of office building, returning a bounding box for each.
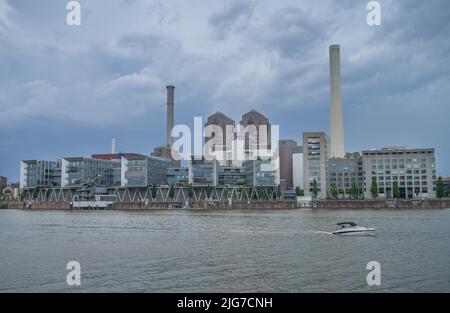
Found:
[278,139,297,190]
[303,132,329,199]
[0,176,6,191]
[20,160,62,189]
[61,157,118,187]
[218,166,246,186]
[244,158,277,187]
[188,156,219,186]
[121,154,175,187]
[167,167,189,186]
[362,147,436,199]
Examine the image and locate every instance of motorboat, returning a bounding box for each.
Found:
[333,222,376,235]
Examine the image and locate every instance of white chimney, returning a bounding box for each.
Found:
[112,136,116,154]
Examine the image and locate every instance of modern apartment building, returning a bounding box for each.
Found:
[303,132,329,199]
[362,147,436,199]
[328,156,365,197]
[20,160,62,189]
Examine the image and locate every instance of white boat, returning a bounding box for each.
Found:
[333,222,376,235]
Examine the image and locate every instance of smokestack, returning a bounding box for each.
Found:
[166,85,175,146]
[111,136,116,154]
[329,44,345,158]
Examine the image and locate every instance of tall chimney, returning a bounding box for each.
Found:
[329,44,345,158]
[111,136,116,154]
[166,85,175,146]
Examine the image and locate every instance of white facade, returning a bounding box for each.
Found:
[293,152,304,190]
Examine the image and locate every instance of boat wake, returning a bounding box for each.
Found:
[313,230,334,235]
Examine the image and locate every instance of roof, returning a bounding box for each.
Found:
[337,222,357,226]
[91,153,144,160]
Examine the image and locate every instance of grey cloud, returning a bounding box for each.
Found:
[209,0,256,39]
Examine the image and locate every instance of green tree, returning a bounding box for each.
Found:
[436,177,445,198]
[350,180,359,199]
[295,187,304,197]
[393,181,401,198]
[206,185,213,199]
[330,183,339,199]
[32,188,39,200]
[370,176,379,199]
[187,184,194,199]
[257,186,267,200]
[276,184,283,199]
[311,179,319,198]
[168,185,175,199]
[151,184,157,199]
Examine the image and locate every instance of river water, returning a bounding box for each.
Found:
[0,208,449,292]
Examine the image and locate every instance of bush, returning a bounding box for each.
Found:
[0,201,8,209]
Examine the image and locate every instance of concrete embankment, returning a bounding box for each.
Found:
[7,201,297,210]
[6,199,450,210]
[316,199,450,209]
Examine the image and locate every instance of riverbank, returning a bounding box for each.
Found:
[7,201,297,210]
[6,198,450,210]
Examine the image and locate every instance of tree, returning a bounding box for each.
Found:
[276,184,283,199]
[436,177,445,198]
[311,179,319,198]
[330,183,339,199]
[295,187,304,197]
[151,184,157,199]
[370,176,379,199]
[187,184,194,199]
[206,185,213,199]
[168,185,175,199]
[257,186,267,200]
[350,180,359,199]
[393,181,401,199]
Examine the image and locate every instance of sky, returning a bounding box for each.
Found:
[1,0,449,182]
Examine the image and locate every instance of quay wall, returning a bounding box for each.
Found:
[316,199,450,209]
[5,199,450,210]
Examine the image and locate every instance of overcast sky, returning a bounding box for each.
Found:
[1,0,449,181]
